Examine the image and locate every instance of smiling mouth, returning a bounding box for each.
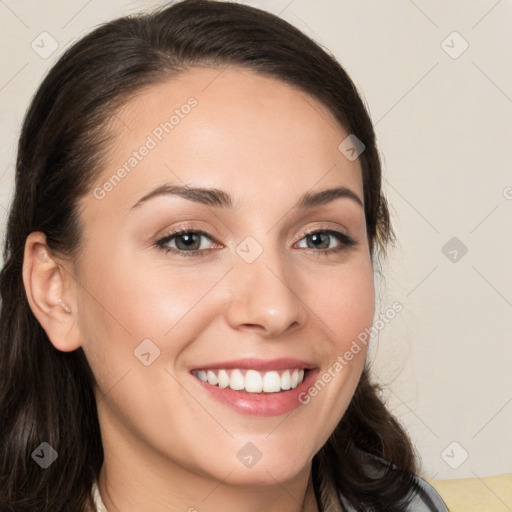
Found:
[191,368,309,393]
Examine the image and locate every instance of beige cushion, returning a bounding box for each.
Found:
[430,473,512,511]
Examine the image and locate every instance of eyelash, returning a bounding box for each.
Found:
[153,225,356,258]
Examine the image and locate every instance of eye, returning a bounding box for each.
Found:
[154,228,221,256]
[153,226,356,258]
[295,228,356,254]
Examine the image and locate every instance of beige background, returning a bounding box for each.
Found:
[1,0,511,482]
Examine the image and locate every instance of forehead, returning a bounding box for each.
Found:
[88,66,363,216]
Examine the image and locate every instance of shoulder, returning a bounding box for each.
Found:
[337,473,449,511]
[405,474,450,511]
[334,453,450,511]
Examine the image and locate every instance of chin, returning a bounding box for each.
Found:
[215,447,313,487]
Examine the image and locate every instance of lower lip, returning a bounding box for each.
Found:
[191,369,319,417]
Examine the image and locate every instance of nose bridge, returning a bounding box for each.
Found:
[225,236,306,336]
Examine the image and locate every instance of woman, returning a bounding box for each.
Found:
[0,1,449,510]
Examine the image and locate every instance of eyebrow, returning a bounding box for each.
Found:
[129,184,364,211]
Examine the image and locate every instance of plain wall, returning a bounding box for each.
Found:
[1,0,511,481]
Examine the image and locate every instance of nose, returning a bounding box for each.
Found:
[224,249,307,338]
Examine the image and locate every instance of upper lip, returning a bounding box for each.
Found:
[191,358,317,372]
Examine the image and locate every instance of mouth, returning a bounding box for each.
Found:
[189,358,318,416]
[191,367,309,394]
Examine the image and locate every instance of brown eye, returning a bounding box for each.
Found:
[155,229,220,256]
[174,232,202,251]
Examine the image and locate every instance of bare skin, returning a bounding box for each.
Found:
[23,67,374,511]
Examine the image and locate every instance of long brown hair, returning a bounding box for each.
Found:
[0,1,418,510]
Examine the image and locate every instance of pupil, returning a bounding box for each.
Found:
[177,234,199,250]
[309,232,328,249]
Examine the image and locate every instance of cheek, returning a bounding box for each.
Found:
[296,258,374,444]
[78,241,215,335]
[310,258,375,347]
[75,246,227,386]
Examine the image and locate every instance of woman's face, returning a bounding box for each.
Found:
[74,67,374,489]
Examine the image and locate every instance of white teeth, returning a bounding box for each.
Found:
[229,369,245,391]
[196,370,207,382]
[194,367,308,393]
[290,369,299,388]
[206,370,218,385]
[245,370,263,392]
[217,369,229,388]
[262,371,281,392]
[281,370,291,390]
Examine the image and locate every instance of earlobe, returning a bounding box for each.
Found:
[22,231,81,352]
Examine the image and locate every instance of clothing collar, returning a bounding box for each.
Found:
[91,481,108,512]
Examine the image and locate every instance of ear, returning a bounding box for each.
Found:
[22,231,81,352]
